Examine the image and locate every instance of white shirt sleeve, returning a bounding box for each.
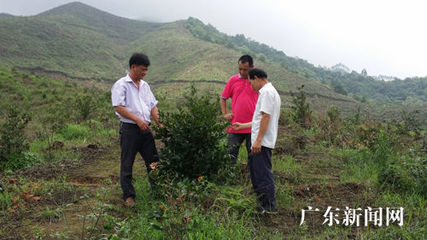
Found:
[146,84,158,110]
[111,81,126,107]
[259,91,274,115]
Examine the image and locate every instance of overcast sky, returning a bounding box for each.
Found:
[1,0,426,79]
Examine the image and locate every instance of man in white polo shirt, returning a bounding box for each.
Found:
[232,68,281,213]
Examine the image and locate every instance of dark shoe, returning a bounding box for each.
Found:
[260,209,278,215]
[124,197,135,207]
[258,206,278,216]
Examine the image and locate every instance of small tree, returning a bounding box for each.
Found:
[39,101,68,160]
[290,85,312,128]
[155,86,230,179]
[74,92,95,122]
[0,106,31,169]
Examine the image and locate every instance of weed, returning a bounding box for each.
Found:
[0,189,12,211]
[59,124,89,140]
[273,155,303,184]
[37,206,64,223]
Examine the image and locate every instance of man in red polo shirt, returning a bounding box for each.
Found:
[220,55,259,164]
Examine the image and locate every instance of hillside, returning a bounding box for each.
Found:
[0,4,425,238]
[0,2,365,116]
[38,2,162,42]
[0,1,425,119]
[182,17,426,107]
[0,68,425,239]
[0,13,14,18]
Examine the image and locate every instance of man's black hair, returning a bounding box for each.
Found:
[129,53,150,68]
[238,55,253,67]
[249,68,268,79]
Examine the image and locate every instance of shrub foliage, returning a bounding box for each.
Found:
[0,106,31,169]
[155,86,230,179]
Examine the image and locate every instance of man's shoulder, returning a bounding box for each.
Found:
[260,84,279,98]
[227,74,241,82]
[114,75,130,85]
[140,80,152,89]
[265,83,278,92]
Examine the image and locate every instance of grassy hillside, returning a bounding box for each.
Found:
[0,68,425,239]
[0,2,366,116]
[0,15,125,79]
[184,17,427,106]
[0,3,425,239]
[0,1,424,120]
[38,1,162,42]
[128,20,363,115]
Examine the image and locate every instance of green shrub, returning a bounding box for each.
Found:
[0,189,12,211]
[0,106,31,170]
[397,110,422,136]
[3,152,41,171]
[74,92,96,121]
[155,86,230,179]
[290,85,312,128]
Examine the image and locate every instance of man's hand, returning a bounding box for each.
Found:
[223,113,233,121]
[135,118,150,131]
[231,122,252,131]
[251,139,262,154]
[231,122,243,131]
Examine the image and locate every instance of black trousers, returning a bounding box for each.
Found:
[227,133,251,165]
[249,146,276,211]
[119,122,159,200]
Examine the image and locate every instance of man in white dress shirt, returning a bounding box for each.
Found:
[232,68,281,213]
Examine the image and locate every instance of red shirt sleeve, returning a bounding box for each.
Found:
[221,76,234,99]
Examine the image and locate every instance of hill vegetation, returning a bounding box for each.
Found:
[184,17,427,106]
[0,1,368,117]
[1,2,424,121]
[0,68,425,239]
[0,3,425,239]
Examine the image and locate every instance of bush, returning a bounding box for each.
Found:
[0,106,31,170]
[3,152,41,171]
[397,110,422,136]
[74,92,95,121]
[155,86,230,179]
[290,85,312,128]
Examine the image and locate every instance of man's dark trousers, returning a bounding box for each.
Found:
[249,146,276,211]
[228,133,251,164]
[120,122,159,200]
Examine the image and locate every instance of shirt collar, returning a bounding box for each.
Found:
[125,74,134,82]
[239,74,248,80]
[259,82,271,93]
[126,74,146,85]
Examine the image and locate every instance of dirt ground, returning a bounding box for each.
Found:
[0,144,375,239]
[0,145,145,239]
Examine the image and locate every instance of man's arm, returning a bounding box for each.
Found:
[231,122,252,130]
[220,98,233,121]
[114,106,149,130]
[252,112,270,154]
[150,106,163,127]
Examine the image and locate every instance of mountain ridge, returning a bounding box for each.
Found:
[0,2,425,119]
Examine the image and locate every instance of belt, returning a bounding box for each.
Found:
[120,122,151,127]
